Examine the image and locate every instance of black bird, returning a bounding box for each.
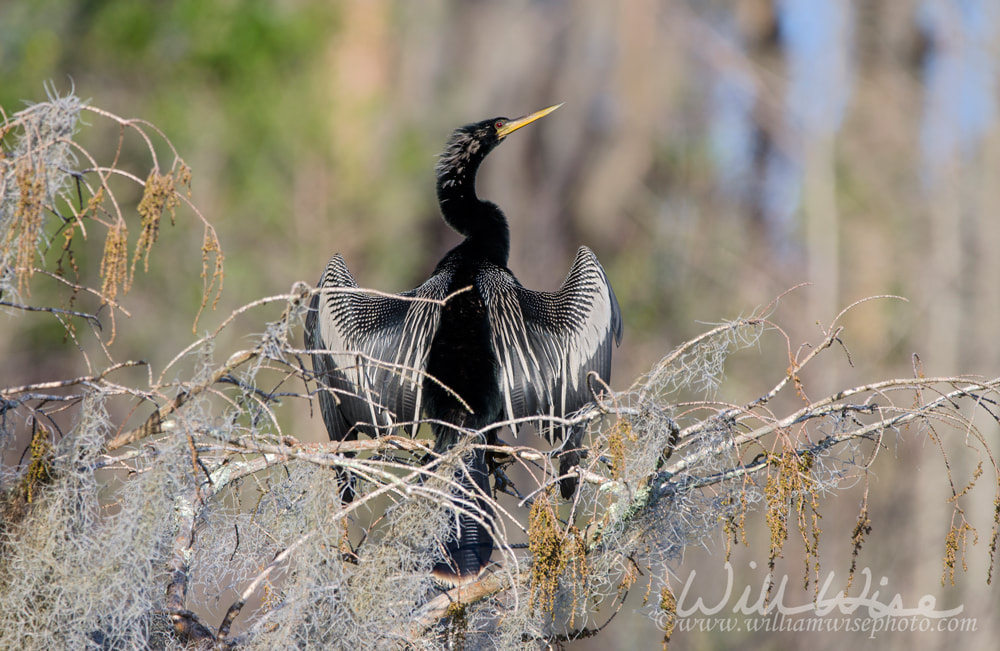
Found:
[305,104,622,585]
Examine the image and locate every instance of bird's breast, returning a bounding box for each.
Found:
[422,272,502,431]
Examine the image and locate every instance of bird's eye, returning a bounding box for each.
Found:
[494,120,505,130]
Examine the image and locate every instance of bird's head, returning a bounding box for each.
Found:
[436,103,562,187]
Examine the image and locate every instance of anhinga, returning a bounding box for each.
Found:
[305,104,622,585]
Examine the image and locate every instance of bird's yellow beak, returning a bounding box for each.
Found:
[496,103,563,139]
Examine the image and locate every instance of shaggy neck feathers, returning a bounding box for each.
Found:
[435,125,510,266]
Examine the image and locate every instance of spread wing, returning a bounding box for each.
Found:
[480,246,623,442]
[305,254,449,440]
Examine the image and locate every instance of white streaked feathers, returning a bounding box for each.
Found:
[309,246,620,442]
[479,246,620,441]
[311,254,447,438]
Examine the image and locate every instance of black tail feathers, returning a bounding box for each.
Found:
[431,448,494,586]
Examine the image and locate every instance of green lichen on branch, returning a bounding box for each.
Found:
[722,488,750,562]
[990,496,1000,585]
[607,419,638,481]
[763,449,822,595]
[2,160,46,296]
[528,489,588,625]
[845,501,872,595]
[132,166,184,279]
[443,601,468,649]
[196,225,225,327]
[0,425,55,542]
[941,511,975,586]
[99,222,129,301]
[659,584,676,650]
[23,426,54,505]
[0,90,82,303]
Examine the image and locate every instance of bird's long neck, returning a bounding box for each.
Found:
[436,149,510,266]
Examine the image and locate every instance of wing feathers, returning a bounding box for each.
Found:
[309,247,621,446]
[482,246,621,441]
[308,254,446,440]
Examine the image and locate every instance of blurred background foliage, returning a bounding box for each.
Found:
[2,0,998,649]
